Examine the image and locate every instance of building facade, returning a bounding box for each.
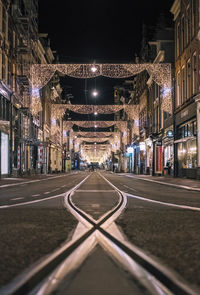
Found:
[171,0,200,179]
[0,0,64,177]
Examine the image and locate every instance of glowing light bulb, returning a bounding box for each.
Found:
[91,65,97,72]
[94,111,98,115]
[92,90,98,97]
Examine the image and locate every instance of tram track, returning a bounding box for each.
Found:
[1,172,199,295]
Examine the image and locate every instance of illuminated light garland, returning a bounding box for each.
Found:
[63,121,127,131]
[70,131,119,138]
[124,105,140,120]
[31,97,42,115]
[65,104,125,114]
[79,138,112,143]
[30,64,171,116]
[30,63,171,89]
[51,104,139,119]
[51,105,66,118]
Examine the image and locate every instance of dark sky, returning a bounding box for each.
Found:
[38,1,174,109]
[38,1,174,63]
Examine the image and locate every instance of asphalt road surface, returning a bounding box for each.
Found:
[0,171,200,294]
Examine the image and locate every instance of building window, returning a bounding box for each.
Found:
[2,6,6,34]
[176,71,181,107]
[192,52,197,95]
[181,15,185,51]
[186,59,191,99]
[176,22,180,57]
[177,121,197,139]
[181,66,186,104]
[186,6,190,44]
[0,95,10,121]
[191,0,195,37]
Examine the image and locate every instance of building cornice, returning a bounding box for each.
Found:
[170,0,180,21]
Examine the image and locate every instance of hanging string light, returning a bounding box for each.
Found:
[30,63,171,115]
[30,64,171,88]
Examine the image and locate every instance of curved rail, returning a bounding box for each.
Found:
[1,172,199,295]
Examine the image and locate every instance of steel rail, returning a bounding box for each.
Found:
[1,173,199,295]
[67,186,198,295]
[0,175,124,295]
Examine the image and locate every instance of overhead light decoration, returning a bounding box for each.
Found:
[91,65,97,73]
[94,111,98,115]
[92,90,98,97]
[30,63,171,115]
[30,64,171,88]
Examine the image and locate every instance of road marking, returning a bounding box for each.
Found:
[91,204,100,208]
[10,197,24,201]
[32,194,40,197]
[0,172,80,189]
[125,175,200,192]
[76,190,115,192]
[0,175,90,209]
[123,185,137,192]
[126,193,200,211]
[44,192,50,194]
[52,188,60,192]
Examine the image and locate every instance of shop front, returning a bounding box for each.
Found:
[153,139,163,176]
[126,146,134,173]
[163,129,174,176]
[175,120,197,179]
[0,130,9,176]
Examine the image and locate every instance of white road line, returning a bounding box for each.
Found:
[44,192,50,194]
[0,173,80,189]
[10,197,24,201]
[0,194,65,208]
[32,194,40,197]
[125,175,200,192]
[126,193,200,212]
[52,188,60,192]
[123,185,137,192]
[104,173,200,212]
[75,190,115,192]
[0,175,90,209]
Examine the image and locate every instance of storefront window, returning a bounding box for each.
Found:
[1,132,9,174]
[178,139,197,169]
[164,145,173,167]
[177,120,196,139]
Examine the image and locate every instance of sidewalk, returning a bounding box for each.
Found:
[118,173,200,191]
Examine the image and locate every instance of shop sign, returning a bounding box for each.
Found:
[127,147,134,154]
[166,130,174,138]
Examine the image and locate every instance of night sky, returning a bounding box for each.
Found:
[39,1,174,62]
[38,1,174,110]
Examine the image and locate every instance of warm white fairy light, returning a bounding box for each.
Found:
[91,65,97,72]
[30,64,171,89]
[30,64,171,115]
